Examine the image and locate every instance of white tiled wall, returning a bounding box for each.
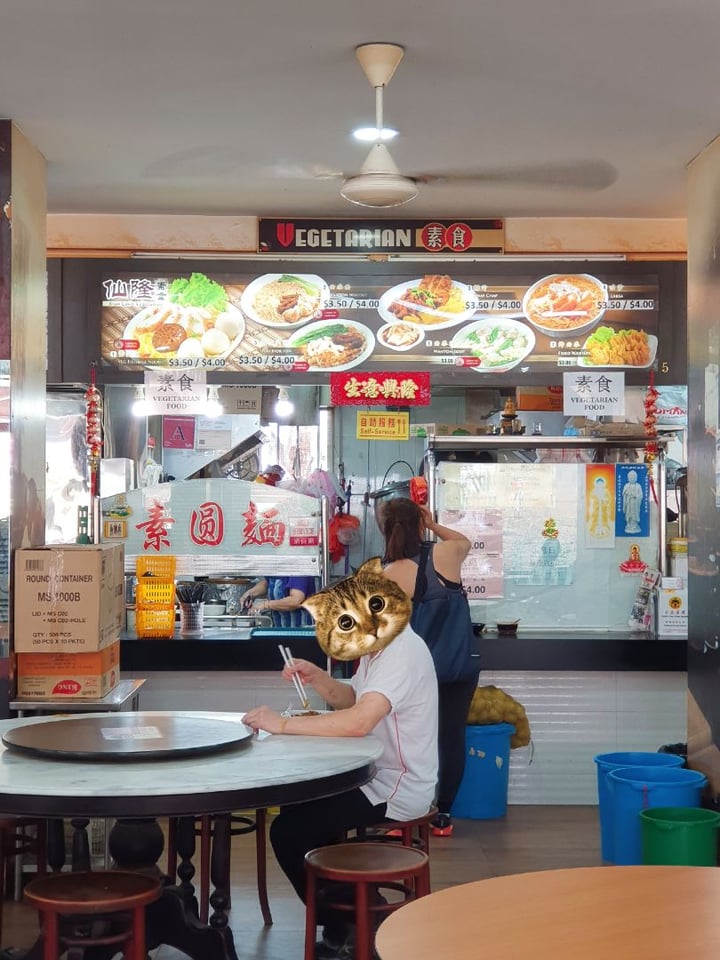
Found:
[131,668,687,806]
[488,670,688,804]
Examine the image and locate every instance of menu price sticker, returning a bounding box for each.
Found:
[325,296,380,311]
[597,298,656,311]
[464,577,504,600]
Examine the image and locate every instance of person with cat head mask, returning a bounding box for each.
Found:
[243,557,438,960]
[380,497,480,838]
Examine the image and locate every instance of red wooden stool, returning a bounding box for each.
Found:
[24,870,162,960]
[166,809,271,925]
[354,805,438,855]
[0,818,47,945]
[304,842,430,960]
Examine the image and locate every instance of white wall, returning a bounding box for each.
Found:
[130,668,687,805]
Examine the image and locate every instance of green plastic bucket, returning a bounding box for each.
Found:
[640,806,720,866]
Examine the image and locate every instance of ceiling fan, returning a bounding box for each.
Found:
[329,43,617,209]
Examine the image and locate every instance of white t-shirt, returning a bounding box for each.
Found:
[351,623,439,821]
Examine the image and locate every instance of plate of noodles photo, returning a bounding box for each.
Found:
[240,273,330,328]
[522,273,608,338]
[378,275,475,330]
[288,319,375,372]
[579,327,658,368]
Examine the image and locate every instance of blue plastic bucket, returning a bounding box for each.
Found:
[451,723,515,820]
[593,752,684,863]
[607,765,707,865]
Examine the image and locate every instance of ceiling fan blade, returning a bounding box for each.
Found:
[269,162,346,180]
[418,160,617,192]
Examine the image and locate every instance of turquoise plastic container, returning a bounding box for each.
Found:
[593,752,684,863]
[608,765,707,865]
[451,723,515,820]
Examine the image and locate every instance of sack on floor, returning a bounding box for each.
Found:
[467,685,532,748]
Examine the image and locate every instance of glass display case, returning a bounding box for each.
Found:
[424,435,669,634]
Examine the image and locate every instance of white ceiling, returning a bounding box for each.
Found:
[1,0,719,220]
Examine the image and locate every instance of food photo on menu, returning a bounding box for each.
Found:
[101,268,660,375]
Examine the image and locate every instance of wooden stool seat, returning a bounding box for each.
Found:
[354,805,438,855]
[0,817,48,947]
[304,842,430,960]
[24,870,162,960]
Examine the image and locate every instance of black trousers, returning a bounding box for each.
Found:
[437,673,481,815]
[270,787,387,932]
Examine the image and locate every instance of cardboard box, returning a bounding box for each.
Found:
[516,387,564,412]
[657,586,688,637]
[14,543,125,653]
[16,640,120,699]
[434,423,487,437]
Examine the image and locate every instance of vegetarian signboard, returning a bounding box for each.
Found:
[100,267,660,380]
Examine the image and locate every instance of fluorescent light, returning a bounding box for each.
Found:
[275,387,294,419]
[204,387,223,418]
[352,126,399,142]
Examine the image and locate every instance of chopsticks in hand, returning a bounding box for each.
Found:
[278,644,310,710]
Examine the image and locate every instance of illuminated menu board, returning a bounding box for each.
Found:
[99,267,660,379]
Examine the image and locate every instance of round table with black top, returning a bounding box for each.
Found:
[0,711,381,960]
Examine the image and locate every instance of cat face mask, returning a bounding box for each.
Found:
[302,557,411,660]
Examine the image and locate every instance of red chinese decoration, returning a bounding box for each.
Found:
[643,372,660,508]
[241,502,286,547]
[330,372,431,406]
[85,366,103,500]
[643,372,660,465]
[190,501,225,547]
[136,500,175,552]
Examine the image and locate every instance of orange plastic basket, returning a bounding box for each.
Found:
[136,555,176,580]
[135,606,176,639]
[136,579,175,608]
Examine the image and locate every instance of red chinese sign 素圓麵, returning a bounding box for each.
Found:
[330,372,431,406]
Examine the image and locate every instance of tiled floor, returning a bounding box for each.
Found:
[2,805,602,959]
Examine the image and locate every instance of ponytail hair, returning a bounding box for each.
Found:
[380,497,423,562]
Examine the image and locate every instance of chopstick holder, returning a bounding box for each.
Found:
[277,644,310,710]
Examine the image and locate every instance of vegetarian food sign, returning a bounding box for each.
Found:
[100,268,660,380]
[258,218,505,254]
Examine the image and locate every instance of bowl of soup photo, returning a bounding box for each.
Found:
[522,273,608,338]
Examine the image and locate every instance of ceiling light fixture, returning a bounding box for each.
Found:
[352,126,399,142]
[275,387,294,419]
[204,386,223,419]
[131,386,148,418]
[340,43,419,208]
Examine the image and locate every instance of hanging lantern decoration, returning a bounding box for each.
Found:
[85,367,103,500]
[643,372,660,465]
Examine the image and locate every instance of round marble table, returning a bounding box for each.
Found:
[375,866,720,960]
[0,711,380,817]
[0,711,381,960]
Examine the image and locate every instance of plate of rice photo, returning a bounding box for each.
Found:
[378,274,475,330]
[579,326,657,368]
[288,319,375,372]
[240,273,330,328]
